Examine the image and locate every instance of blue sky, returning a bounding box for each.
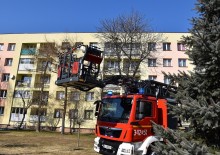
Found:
[0,0,197,34]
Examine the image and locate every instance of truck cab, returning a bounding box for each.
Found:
[94,93,177,155]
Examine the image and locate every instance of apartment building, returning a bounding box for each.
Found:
[0,32,192,131]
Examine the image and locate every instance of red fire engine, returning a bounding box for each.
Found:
[55,45,177,155]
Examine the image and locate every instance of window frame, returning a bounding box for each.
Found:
[54,109,63,118]
[148,42,156,51]
[69,109,78,119]
[148,59,157,67]
[84,110,93,120]
[0,43,4,51]
[85,92,94,101]
[177,43,186,51]
[2,73,10,82]
[5,58,13,66]
[56,91,65,100]
[163,42,171,51]
[0,107,4,115]
[70,91,80,101]
[14,90,31,98]
[178,58,187,67]
[7,43,16,51]
[148,75,157,81]
[164,76,171,84]
[0,90,7,98]
[163,58,172,67]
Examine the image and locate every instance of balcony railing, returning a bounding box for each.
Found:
[16,81,31,87]
[10,114,27,122]
[34,83,50,88]
[18,64,35,71]
[29,115,46,122]
[21,48,36,55]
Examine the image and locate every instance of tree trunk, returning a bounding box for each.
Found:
[77,123,80,148]
[18,112,26,130]
[61,86,67,134]
[36,61,48,132]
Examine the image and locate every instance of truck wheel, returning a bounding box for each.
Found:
[148,152,157,155]
[147,147,157,155]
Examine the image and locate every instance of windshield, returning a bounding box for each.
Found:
[98,98,132,123]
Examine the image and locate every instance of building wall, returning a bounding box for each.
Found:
[0,32,192,130]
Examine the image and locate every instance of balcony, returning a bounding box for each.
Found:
[29,115,46,122]
[16,81,31,87]
[103,68,120,75]
[34,83,50,89]
[21,48,36,55]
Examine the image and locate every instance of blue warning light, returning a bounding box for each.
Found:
[139,88,145,94]
[107,91,113,96]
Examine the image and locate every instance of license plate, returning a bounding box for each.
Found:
[102,144,112,150]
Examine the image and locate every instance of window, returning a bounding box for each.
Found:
[148,59,156,67]
[178,59,187,67]
[54,109,63,118]
[136,101,152,120]
[75,42,83,47]
[164,76,171,84]
[11,107,27,115]
[0,107,4,115]
[2,73,10,82]
[40,75,50,84]
[20,75,31,87]
[163,42,171,51]
[84,110,93,120]
[85,92,94,101]
[105,60,119,69]
[70,91,80,101]
[0,90,7,98]
[56,91,65,100]
[177,43,186,51]
[148,75,157,81]
[148,42,156,51]
[19,58,34,71]
[20,58,34,64]
[29,108,46,122]
[14,90,30,98]
[31,91,48,105]
[69,109,78,119]
[61,42,70,49]
[89,42,98,48]
[163,59,172,67]
[5,58,13,66]
[124,61,138,71]
[30,108,46,116]
[0,43,4,51]
[7,43,16,51]
[42,61,52,68]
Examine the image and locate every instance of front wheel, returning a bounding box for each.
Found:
[147,147,157,155]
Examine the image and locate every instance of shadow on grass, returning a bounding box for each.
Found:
[3,144,37,148]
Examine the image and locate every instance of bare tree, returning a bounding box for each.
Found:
[96,10,164,78]
[35,42,59,132]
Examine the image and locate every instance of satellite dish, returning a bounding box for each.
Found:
[10,75,15,80]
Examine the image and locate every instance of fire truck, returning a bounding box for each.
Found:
[55,45,177,155]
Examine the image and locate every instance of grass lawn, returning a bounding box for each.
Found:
[0,130,98,155]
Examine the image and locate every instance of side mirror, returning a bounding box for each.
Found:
[94,100,102,117]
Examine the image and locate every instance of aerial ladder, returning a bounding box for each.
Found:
[55,44,104,91]
[55,45,177,155]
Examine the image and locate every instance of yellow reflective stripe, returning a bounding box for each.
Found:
[132,125,152,128]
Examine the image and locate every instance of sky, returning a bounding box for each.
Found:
[0,0,197,34]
